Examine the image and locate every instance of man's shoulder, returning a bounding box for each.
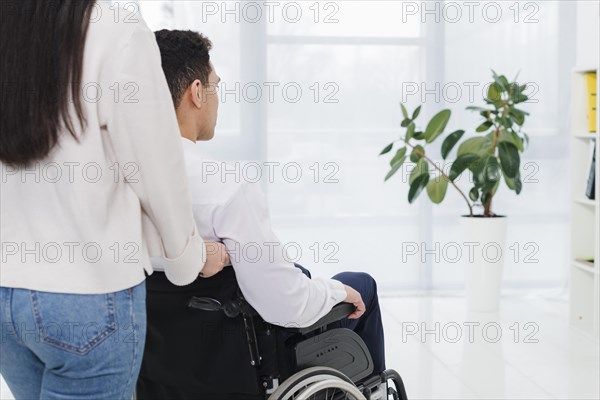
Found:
[184,151,262,207]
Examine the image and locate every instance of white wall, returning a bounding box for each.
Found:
[576,0,600,68]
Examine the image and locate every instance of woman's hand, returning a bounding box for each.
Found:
[343,285,366,319]
[199,242,230,278]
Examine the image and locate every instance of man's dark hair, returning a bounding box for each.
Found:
[154,30,213,108]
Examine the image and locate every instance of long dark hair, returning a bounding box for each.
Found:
[0,0,96,167]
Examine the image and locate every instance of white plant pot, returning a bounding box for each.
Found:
[459,216,508,312]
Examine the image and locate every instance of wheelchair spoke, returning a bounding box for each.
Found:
[288,385,353,400]
[267,366,367,400]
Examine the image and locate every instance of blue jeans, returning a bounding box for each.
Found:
[0,282,146,400]
[293,264,386,375]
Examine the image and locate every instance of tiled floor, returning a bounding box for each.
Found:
[1,293,599,399]
[379,293,600,399]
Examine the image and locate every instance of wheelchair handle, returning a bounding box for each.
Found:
[188,296,223,312]
[189,293,259,317]
[188,295,262,368]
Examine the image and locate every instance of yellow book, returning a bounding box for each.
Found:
[584,72,597,132]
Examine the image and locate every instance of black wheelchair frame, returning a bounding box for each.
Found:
[188,288,408,400]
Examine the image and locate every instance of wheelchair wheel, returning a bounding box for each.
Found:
[268,366,366,400]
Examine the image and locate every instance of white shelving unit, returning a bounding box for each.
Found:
[569,66,599,339]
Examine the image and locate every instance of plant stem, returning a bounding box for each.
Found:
[486,107,504,217]
[482,127,499,217]
[403,141,474,217]
[483,194,493,217]
[492,127,499,149]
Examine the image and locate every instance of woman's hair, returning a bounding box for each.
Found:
[0,0,96,167]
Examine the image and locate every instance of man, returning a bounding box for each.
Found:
[136,30,386,398]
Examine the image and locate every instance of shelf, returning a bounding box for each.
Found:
[574,197,598,207]
[572,259,598,274]
[573,66,599,73]
[573,132,597,140]
[569,66,599,339]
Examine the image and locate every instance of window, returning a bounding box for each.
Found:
[138,0,576,293]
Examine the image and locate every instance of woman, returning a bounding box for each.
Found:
[0,1,226,398]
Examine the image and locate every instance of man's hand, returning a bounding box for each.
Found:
[200,242,230,278]
[343,285,366,319]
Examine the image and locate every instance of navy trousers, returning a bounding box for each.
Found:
[293,264,386,374]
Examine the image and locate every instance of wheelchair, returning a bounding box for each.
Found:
[136,266,408,400]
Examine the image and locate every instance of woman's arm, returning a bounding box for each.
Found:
[106,20,205,285]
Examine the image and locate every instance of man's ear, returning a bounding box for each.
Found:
[189,79,204,109]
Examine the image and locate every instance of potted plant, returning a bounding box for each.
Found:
[380,71,529,312]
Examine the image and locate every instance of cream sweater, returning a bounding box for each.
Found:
[0,2,205,293]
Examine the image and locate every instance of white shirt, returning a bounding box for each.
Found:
[0,2,205,293]
[152,139,347,328]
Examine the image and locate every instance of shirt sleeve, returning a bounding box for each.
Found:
[105,20,205,286]
[212,182,348,328]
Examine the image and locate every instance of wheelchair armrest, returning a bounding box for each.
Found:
[290,302,356,336]
[188,295,258,319]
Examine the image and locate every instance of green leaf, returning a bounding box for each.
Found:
[484,158,502,184]
[492,99,505,109]
[426,175,448,204]
[491,177,501,196]
[379,143,393,156]
[481,191,492,206]
[511,107,529,116]
[509,111,525,126]
[466,106,490,112]
[498,129,524,152]
[513,93,528,103]
[441,130,465,159]
[476,121,493,132]
[401,118,411,128]
[449,153,480,181]
[385,161,404,182]
[424,109,451,143]
[498,75,510,90]
[389,147,407,167]
[412,105,421,120]
[509,107,528,126]
[481,177,501,204]
[511,132,525,152]
[497,117,512,129]
[410,145,425,163]
[508,82,516,97]
[504,172,523,194]
[405,122,415,142]
[469,187,479,202]
[491,69,500,82]
[410,158,429,185]
[491,70,509,91]
[487,82,502,102]
[474,156,501,190]
[473,157,487,186]
[413,131,425,140]
[457,135,494,158]
[400,103,409,120]
[498,141,520,178]
[408,173,430,203]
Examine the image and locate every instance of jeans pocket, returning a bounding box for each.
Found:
[30,290,117,355]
